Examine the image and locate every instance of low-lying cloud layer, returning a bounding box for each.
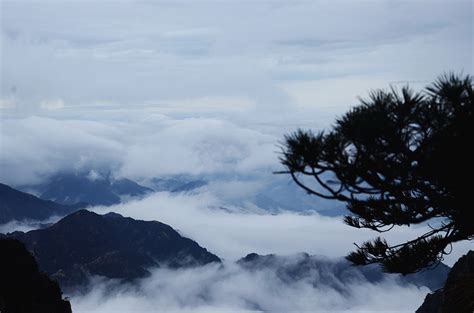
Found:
[0,115,280,186]
[89,191,437,262]
[1,115,470,266]
[0,215,60,234]
[70,261,429,313]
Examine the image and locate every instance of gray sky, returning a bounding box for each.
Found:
[1,0,472,185]
[1,0,472,116]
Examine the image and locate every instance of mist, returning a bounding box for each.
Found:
[0,215,62,234]
[70,260,429,313]
[88,191,432,261]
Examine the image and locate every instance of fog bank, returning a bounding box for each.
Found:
[71,261,429,313]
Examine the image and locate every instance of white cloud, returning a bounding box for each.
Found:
[118,117,277,179]
[40,98,65,110]
[86,169,103,181]
[90,191,443,262]
[0,117,124,185]
[0,98,16,109]
[0,115,280,185]
[0,215,62,234]
[70,261,430,313]
[281,76,388,109]
[0,113,470,265]
[150,96,256,113]
[1,1,471,111]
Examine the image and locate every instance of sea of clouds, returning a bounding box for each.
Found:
[0,114,280,186]
[70,261,430,313]
[1,111,472,312]
[1,0,472,311]
[0,112,471,312]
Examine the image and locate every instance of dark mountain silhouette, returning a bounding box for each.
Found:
[34,173,153,206]
[0,238,71,313]
[417,250,474,313]
[250,176,346,215]
[0,183,86,224]
[9,210,220,290]
[238,253,450,292]
[171,180,207,192]
[153,176,346,215]
[110,178,153,197]
[150,177,207,193]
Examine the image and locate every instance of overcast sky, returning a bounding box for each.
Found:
[1,0,472,117]
[1,0,472,183]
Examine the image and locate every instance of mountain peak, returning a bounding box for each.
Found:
[103,212,124,219]
[10,210,221,290]
[34,172,153,206]
[0,183,84,224]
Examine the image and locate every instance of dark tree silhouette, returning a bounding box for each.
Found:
[0,238,72,313]
[279,73,473,274]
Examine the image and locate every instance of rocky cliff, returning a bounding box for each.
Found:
[416,250,474,313]
[0,238,72,313]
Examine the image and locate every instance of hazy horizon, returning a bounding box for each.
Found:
[1,0,472,312]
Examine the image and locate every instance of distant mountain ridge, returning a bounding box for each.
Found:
[148,177,207,193]
[31,173,154,206]
[16,173,208,207]
[8,210,221,290]
[251,178,347,216]
[15,171,349,216]
[0,183,86,224]
[6,207,449,294]
[238,253,450,292]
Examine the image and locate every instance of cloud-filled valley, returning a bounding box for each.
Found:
[0,112,472,313]
[1,111,472,313]
[70,261,431,313]
[1,0,472,312]
[88,191,427,262]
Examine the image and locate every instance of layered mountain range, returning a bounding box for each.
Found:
[238,252,450,292]
[1,174,207,225]
[5,210,220,290]
[2,207,450,294]
[22,173,153,206]
[14,173,209,207]
[14,171,348,215]
[0,183,86,224]
[1,181,471,312]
